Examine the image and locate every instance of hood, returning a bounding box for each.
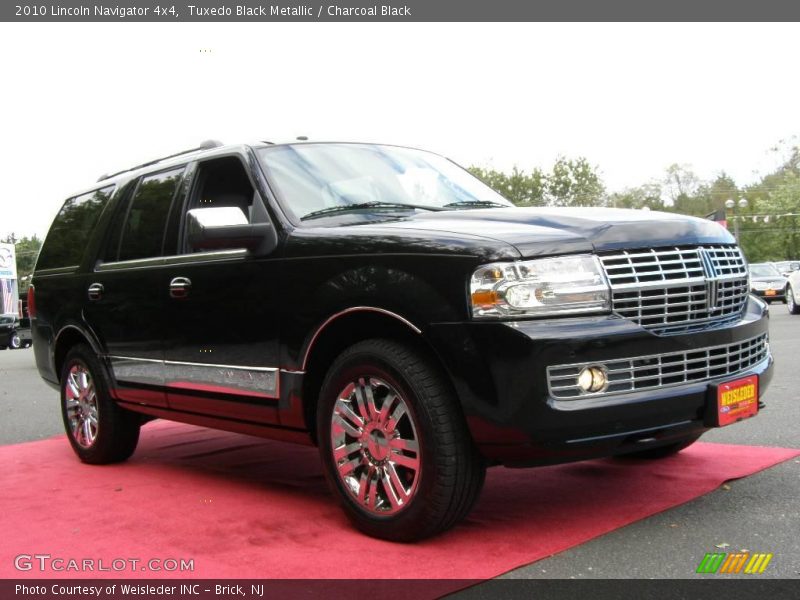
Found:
[378,206,736,257]
[287,206,736,261]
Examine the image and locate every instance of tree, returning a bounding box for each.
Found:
[469,166,546,206]
[607,183,665,211]
[469,157,605,208]
[546,157,605,207]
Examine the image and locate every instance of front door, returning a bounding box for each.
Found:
[161,155,280,424]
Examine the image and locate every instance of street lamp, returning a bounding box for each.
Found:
[725,198,748,242]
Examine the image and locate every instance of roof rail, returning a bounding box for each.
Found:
[97,139,224,182]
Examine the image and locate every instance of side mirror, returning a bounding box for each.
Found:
[186,207,277,256]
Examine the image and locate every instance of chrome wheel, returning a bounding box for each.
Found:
[10,334,20,349]
[330,376,421,515]
[64,364,99,448]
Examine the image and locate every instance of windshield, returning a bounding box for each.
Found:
[775,261,799,272]
[257,143,513,222]
[749,264,781,277]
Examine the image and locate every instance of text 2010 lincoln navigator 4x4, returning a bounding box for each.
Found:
[31,140,772,541]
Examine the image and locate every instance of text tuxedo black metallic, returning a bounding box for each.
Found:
[31,141,772,541]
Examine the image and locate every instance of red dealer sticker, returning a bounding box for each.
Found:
[715,375,759,427]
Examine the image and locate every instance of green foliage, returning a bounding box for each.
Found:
[608,184,665,211]
[469,156,604,208]
[547,157,606,207]
[468,166,546,206]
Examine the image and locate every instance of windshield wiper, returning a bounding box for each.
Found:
[442,200,510,209]
[301,201,445,221]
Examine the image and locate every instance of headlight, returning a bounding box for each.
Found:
[751,281,768,290]
[470,255,611,319]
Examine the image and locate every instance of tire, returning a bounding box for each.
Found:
[59,344,140,464]
[788,287,800,314]
[9,334,21,349]
[317,338,485,542]
[624,434,701,459]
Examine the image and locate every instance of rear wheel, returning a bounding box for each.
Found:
[9,333,21,349]
[624,434,701,459]
[788,286,800,314]
[317,339,485,541]
[60,344,141,464]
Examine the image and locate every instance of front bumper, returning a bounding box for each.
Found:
[428,296,772,467]
[751,288,786,302]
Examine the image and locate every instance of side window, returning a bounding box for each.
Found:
[117,168,184,262]
[189,156,255,223]
[37,186,115,270]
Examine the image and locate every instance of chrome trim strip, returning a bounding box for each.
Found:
[280,368,306,375]
[96,249,248,272]
[106,355,279,398]
[300,306,422,371]
[107,356,164,387]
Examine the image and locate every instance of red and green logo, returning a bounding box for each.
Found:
[696,552,773,574]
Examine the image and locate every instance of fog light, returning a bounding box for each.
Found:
[577,366,608,393]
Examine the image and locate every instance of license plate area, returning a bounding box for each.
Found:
[706,375,759,427]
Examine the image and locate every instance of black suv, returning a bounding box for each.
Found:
[31,141,772,541]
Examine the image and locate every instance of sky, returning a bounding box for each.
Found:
[1,22,798,240]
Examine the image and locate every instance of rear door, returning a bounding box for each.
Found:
[83,166,187,407]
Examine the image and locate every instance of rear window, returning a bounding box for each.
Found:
[37,186,115,270]
[116,168,184,262]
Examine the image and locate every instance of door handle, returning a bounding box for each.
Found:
[87,283,104,301]
[169,277,192,299]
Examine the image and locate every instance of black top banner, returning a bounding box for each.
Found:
[3,0,800,22]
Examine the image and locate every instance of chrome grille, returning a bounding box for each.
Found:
[599,245,749,333]
[548,333,768,399]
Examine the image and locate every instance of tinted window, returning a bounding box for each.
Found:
[37,186,115,270]
[117,168,183,261]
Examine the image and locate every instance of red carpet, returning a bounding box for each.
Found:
[2,421,797,580]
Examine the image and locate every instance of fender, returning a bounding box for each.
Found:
[300,306,421,371]
[52,321,105,376]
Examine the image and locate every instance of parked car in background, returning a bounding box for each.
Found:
[774,261,800,277]
[749,263,787,303]
[0,315,32,349]
[786,270,800,314]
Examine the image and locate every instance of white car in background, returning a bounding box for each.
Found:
[787,271,800,314]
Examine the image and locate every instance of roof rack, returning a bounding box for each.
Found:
[97,139,224,182]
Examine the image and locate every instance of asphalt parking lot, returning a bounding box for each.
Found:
[2,307,798,580]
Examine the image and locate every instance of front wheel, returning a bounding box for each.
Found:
[317,339,485,542]
[9,333,21,349]
[788,286,800,314]
[60,344,141,464]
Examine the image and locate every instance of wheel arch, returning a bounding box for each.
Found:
[53,324,104,382]
[300,307,459,444]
